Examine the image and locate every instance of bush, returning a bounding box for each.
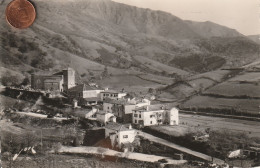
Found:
[0,74,24,86]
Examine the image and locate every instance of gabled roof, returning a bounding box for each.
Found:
[68,84,103,92]
[103,98,135,105]
[134,104,166,112]
[102,90,126,94]
[83,97,101,102]
[62,67,75,71]
[52,71,63,75]
[44,77,63,83]
[105,123,130,132]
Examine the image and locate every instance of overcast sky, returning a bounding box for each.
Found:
[113,0,259,35]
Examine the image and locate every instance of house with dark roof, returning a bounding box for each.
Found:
[105,123,136,148]
[67,83,104,105]
[100,89,127,101]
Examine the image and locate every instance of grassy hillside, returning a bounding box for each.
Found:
[1,0,259,101]
[181,71,260,115]
[1,0,259,85]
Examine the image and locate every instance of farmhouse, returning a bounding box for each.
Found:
[67,83,104,106]
[103,98,151,123]
[100,89,127,101]
[105,123,136,148]
[31,67,75,92]
[132,105,179,127]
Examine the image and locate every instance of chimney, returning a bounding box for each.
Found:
[129,124,132,129]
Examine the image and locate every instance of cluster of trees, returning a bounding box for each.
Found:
[0,74,30,87]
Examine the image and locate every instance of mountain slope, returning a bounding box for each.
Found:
[247,35,260,44]
[0,0,259,87]
[185,21,243,38]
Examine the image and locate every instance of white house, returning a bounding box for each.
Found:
[105,123,136,148]
[96,111,116,125]
[100,89,127,101]
[132,105,179,127]
[167,107,179,125]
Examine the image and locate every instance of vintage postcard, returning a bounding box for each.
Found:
[0,0,259,167]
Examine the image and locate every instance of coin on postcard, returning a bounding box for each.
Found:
[5,0,36,29]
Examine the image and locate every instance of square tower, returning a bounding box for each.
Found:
[63,67,76,91]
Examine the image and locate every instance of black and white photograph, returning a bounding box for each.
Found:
[0,0,259,167]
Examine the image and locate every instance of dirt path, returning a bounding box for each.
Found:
[137,130,224,165]
[52,146,187,165]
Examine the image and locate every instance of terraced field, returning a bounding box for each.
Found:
[183,96,260,114]
[203,82,260,98]
[182,71,260,115]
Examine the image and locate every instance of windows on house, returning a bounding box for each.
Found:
[139,114,141,118]
[134,114,138,117]
[150,121,153,124]
[123,135,128,138]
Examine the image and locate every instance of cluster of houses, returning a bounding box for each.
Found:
[31,68,179,150]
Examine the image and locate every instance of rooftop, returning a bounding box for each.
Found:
[83,97,101,102]
[68,84,103,92]
[134,104,167,112]
[103,98,135,105]
[44,77,63,83]
[102,90,126,94]
[105,123,131,132]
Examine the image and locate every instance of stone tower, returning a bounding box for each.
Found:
[63,67,76,92]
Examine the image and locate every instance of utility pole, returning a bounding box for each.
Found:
[41,129,43,152]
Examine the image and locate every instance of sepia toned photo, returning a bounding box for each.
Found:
[0,0,259,167]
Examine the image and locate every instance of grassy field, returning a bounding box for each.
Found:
[183,96,260,114]
[189,70,231,82]
[138,74,174,85]
[150,114,260,138]
[204,82,260,97]
[133,56,189,76]
[188,78,215,91]
[182,71,260,115]
[229,72,260,82]
[97,74,164,92]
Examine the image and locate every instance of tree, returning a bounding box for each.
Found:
[0,75,23,86]
[101,66,109,77]
[20,77,30,86]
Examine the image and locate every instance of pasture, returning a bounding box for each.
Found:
[150,114,260,138]
[97,74,165,92]
[183,96,260,115]
[204,82,260,98]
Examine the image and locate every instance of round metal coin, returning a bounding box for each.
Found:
[5,0,36,29]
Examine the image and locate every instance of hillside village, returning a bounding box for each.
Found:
[29,67,180,149]
[1,67,260,168]
[1,0,260,167]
